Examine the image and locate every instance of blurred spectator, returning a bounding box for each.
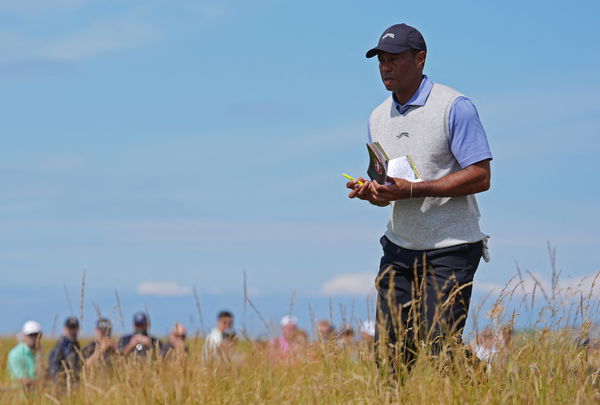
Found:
[268,315,298,359]
[359,320,376,362]
[360,320,376,342]
[161,323,188,358]
[290,329,309,356]
[204,311,234,358]
[472,328,497,362]
[219,328,240,361]
[82,318,116,367]
[500,324,513,348]
[47,317,82,384]
[118,312,161,358]
[316,320,335,342]
[337,324,355,346]
[7,321,43,390]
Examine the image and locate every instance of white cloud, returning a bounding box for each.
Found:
[110,219,380,246]
[0,18,154,65]
[321,272,376,296]
[192,2,225,19]
[247,287,263,297]
[0,154,84,173]
[0,0,92,15]
[490,234,600,249]
[38,19,154,61]
[137,281,192,297]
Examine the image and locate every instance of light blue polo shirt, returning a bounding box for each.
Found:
[368,75,492,169]
[7,342,37,380]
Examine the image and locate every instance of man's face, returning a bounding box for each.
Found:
[378,50,425,92]
[24,333,41,350]
[65,326,79,340]
[218,316,233,331]
[135,322,148,333]
[282,323,297,339]
[317,323,333,340]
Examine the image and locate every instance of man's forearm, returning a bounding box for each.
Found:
[412,160,491,198]
[122,342,136,356]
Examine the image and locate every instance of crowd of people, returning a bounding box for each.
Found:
[6,310,376,392]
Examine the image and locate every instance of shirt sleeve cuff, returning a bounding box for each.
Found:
[459,152,493,169]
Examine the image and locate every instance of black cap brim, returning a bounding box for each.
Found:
[366,44,413,58]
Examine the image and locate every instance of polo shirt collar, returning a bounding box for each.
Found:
[18,341,33,354]
[392,75,433,114]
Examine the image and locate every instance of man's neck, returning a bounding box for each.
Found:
[393,75,424,105]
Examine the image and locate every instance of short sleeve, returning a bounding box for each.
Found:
[449,97,493,168]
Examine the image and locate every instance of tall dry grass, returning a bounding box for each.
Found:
[0,330,599,404]
[1,251,599,404]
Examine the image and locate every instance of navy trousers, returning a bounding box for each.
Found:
[374,235,483,367]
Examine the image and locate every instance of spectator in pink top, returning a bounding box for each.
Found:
[268,315,298,360]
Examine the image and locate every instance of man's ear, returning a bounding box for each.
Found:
[416,51,426,70]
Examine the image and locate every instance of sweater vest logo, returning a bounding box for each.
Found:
[396,132,409,139]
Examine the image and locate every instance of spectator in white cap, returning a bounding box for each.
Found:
[7,321,43,390]
[268,315,298,360]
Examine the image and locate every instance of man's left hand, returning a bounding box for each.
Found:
[370,177,412,203]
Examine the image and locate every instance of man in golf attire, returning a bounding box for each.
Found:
[346,23,492,367]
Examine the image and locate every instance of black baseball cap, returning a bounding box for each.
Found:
[133,311,148,325]
[366,23,427,58]
[64,316,80,329]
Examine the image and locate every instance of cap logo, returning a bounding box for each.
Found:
[381,33,395,40]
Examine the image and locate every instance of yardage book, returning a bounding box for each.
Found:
[366,141,422,184]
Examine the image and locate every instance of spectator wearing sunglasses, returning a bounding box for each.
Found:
[118,311,162,358]
[47,317,82,385]
[7,321,43,390]
[82,318,116,367]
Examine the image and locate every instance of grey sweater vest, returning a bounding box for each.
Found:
[369,83,485,250]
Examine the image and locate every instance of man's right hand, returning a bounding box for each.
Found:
[346,177,372,199]
[99,337,116,352]
[346,178,389,206]
[124,334,152,354]
[131,334,152,347]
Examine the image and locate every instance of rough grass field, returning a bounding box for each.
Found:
[0,329,599,404]
[2,255,599,404]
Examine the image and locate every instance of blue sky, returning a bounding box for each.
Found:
[1,0,599,336]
